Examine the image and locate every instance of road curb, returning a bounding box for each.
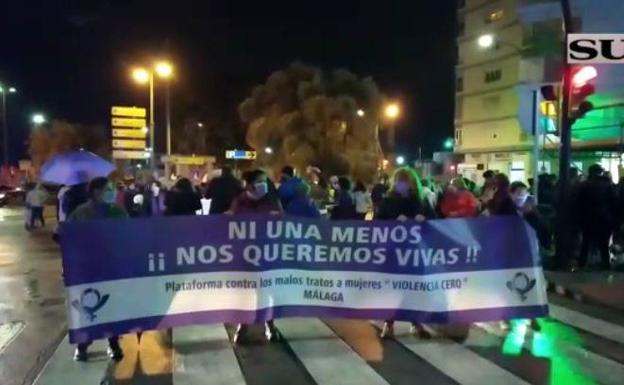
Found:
[545,279,621,312]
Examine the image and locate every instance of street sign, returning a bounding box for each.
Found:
[168,155,213,165]
[111,106,147,118]
[112,139,147,150]
[112,128,147,139]
[112,150,151,160]
[225,150,257,160]
[111,117,147,128]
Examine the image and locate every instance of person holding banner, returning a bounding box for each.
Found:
[227,169,283,343]
[67,177,127,361]
[375,167,435,338]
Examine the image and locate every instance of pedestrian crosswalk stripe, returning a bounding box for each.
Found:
[173,325,245,385]
[276,318,390,385]
[33,336,108,385]
[476,320,624,385]
[550,303,624,344]
[389,322,532,385]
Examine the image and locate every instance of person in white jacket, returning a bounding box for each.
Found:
[353,180,372,220]
[25,183,48,229]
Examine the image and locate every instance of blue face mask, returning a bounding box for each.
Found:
[254,182,269,198]
[394,181,410,197]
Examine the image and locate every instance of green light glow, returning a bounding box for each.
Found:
[501,319,599,385]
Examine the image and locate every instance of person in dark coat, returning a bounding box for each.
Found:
[484,174,517,216]
[62,182,89,218]
[205,167,242,214]
[228,169,282,344]
[68,177,127,362]
[371,174,389,212]
[577,164,616,270]
[277,165,302,208]
[330,176,359,220]
[285,181,321,218]
[165,178,202,216]
[376,167,435,339]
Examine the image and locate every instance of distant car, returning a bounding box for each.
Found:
[0,185,25,206]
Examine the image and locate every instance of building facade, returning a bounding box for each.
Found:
[455,0,624,184]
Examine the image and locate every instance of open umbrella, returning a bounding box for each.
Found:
[40,150,115,186]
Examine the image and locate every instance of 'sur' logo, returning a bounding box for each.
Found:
[71,288,109,322]
[506,272,536,302]
[148,252,166,272]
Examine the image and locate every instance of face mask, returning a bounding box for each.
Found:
[151,184,160,196]
[102,189,117,204]
[254,182,269,198]
[513,193,528,208]
[394,181,410,197]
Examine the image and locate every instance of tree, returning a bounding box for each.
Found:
[28,120,110,172]
[239,62,384,182]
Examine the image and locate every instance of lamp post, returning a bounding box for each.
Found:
[132,61,173,172]
[32,114,46,125]
[0,85,17,166]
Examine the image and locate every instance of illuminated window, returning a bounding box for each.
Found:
[485,9,504,24]
[455,129,463,145]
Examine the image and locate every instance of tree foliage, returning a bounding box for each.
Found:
[28,120,109,171]
[239,62,383,182]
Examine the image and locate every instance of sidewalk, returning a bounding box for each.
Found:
[545,270,624,312]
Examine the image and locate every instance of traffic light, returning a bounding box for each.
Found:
[540,85,559,134]
[570,65,597,123]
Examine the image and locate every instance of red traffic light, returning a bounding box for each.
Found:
[572,66,597,87]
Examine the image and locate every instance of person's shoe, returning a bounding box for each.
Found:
[233,324,246,344]
[107,343,123,361]
[73,347,88,362]
[380,322,394,339]
[410,323,431,338]
[264,322,279,342]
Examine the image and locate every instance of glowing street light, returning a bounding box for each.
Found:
[132,68,150,84]
[32,114,46,125]
[8,87,16,93]
[1,84,17,165]
[384,103,400,120]
[477,34,495,49]
[356,109,365,117]
[396,155,405,166]
[443,137,454,150]
[264,147,273,154]
[155,61,173,78]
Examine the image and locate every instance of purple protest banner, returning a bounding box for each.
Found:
[61,215,548,343]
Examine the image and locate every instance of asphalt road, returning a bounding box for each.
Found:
[3,206,624,385]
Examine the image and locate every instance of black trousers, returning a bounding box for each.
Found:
[579,226,611,268]
[30,207,44,227]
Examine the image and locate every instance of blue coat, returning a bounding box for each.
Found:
[286,195,321,218]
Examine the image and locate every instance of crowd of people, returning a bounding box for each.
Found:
[30,161,623,361]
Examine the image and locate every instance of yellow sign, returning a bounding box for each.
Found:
[111,106,147,118]
[170,155,212,165]
[540,101,557,117]
[112,128,147,139]
[112,139,146,150]
[112,150,150,160]
[111,117,147,128]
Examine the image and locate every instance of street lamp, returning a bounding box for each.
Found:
[32,114,45,125]
[264,147,273,155]
[396,155,405,166]
[477,34,495,49]
[383,102,401,152]
[356,109,365,117]
[0,85,17,166]
[131,60,174,170]
[443,137,454,150]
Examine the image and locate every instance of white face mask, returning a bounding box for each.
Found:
[151,184,160,196]
[513,193,529,208]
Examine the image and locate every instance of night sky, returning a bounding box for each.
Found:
[1,0,456,162]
